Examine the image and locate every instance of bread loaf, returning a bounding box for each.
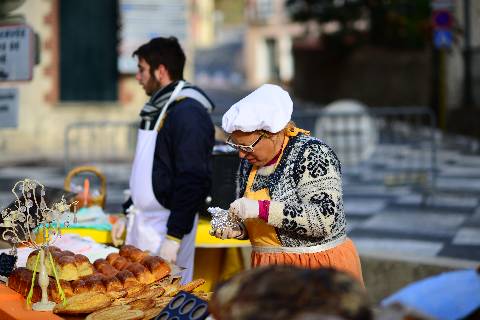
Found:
[119,245,148,263]
[8,244,174,315]
[94,246,170,285]
[26,247,94,281]
[7,267,74,303]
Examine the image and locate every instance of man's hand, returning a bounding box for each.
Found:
[159,237,181,263]
[111,217,126,247]
[229,198,259,220]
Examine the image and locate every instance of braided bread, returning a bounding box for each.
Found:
[26,246,94,281]
[94,247,170,284]
[8,245,172,308]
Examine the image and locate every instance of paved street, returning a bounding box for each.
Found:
[1,140,479,266]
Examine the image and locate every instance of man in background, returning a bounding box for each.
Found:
[112,37,215,283]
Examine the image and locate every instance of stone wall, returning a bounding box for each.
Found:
[360,252,477,304]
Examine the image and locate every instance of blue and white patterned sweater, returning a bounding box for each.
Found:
[237,133,347,247]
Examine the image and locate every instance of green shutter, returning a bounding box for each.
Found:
[60,0,118,101]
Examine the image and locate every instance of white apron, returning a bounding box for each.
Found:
[126,81,198,283]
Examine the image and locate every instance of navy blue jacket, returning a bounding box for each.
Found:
[152,96,214,239]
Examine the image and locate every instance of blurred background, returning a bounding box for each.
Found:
[0,0,478,162]
[0,0,479,304]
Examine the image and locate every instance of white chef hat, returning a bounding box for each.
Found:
[222,84,293,133]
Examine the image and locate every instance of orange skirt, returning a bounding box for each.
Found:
[251,238,364,286]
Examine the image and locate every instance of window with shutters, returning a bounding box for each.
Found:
[59,0,118,101]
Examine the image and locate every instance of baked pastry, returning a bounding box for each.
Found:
[7,267,75,303]
[85,305,145,320]
[126,262,155,284]
[119,245,149,263]
[8,244,174,314]
[116,270,139,289]
[94,258,118,277]
[94,246,170,285]
[26,247,94,281]
[139,256,170,281]
[102,275,123,293]
[53,291,113,314]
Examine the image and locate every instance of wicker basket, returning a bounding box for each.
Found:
[64,166,107,209]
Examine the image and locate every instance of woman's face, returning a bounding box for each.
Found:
[229,130,281,167]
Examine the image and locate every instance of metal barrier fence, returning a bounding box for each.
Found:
[290,106,437,197]
[65,106,437,197]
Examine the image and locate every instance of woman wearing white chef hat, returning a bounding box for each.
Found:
[211,84,364,285]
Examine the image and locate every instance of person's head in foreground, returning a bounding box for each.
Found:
[209,265,372,320]
[222,83,295,167]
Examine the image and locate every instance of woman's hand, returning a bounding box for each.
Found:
[209,227,243,240]
[229,198,259,220]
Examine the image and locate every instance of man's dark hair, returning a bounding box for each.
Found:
[132,36,185,81]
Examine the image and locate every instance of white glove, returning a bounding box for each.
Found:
[111,217,126,247]
[159,238,181,263]
[209,226,242,240]
[229,198,259,220]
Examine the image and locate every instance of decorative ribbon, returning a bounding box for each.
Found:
[25,248,67,306]
[26,252,40,306]
[48,251,66,306]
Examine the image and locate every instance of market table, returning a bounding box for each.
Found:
[38,216,250,292]
[0,218,244,319]
[0,284,84,320]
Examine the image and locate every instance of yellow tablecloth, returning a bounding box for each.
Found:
[50,217,249,248]
[193,219,250,291]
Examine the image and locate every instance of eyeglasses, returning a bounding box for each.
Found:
[226,133,265,153]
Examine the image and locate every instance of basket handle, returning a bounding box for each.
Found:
[64,165,107,198]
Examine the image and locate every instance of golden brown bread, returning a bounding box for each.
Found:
[181,278,206,292]
[125,284,147,298]
[112,256,130,271]
[119,245,149,263]
[8,267,75,303]
[139,256,170,281]
[94,258,108,269]
[85,305,145,320]
[116,270,139,289]
[75,254,95,276]
[26,247,94,281]
[106,253,121,265]
[8,244,182,317]
[127,298,155,311]
[94,246,170,285]
[83,274,107,293]
[53,291,113,314]
[102,275,123,292]
[142,306,164,320]
[71,279,89,295]
[97,263,119,277]
[126,263,155,284]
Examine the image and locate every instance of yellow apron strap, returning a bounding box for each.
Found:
[243,132,292,247]
[244,166,281,246]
